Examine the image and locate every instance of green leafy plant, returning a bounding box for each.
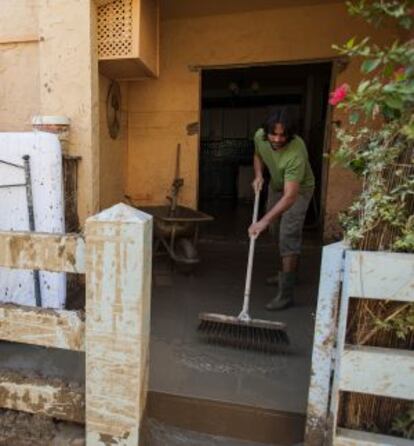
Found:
[373,302,414,340]
[391,404,414,439]
[348,0,414,29]
[334,7,414,438]
[330,0,414,252]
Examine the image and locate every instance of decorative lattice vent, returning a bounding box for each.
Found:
[97,0,134,59]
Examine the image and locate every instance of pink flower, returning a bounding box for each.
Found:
[393,67,406,81]
[329,83,350,106]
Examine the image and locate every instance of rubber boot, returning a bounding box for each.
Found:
[265,274,279,286]
[266,271,299,286]
[265,271,296,311]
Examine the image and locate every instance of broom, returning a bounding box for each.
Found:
[198,189,289,353]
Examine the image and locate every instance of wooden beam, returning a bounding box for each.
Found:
[328,248,354,444]
[340,345,414,400]
[347,250,414,302]
[0,231,85,273]
[85,203,152,445]
[335,428,413,446]
[0,304,85,351]
[0,370,84,423]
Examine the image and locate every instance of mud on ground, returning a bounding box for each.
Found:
[0,409,84,446]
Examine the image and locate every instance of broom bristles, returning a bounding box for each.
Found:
[198,314,289,353]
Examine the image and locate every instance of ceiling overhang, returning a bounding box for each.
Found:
[160,0,344,20]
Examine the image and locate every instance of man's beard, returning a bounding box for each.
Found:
[270,141,285,150]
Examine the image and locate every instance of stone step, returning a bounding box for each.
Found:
[146,391,305,445]
[142,418,281,446]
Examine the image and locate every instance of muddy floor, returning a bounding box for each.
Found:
[150,237,321,414]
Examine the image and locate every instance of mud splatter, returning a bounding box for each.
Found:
[0,409,84,446]
[158,339,290,376]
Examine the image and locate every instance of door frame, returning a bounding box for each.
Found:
[194,56,347,229]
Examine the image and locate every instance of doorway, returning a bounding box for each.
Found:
[198,62,332,240]
[149,61,334,444]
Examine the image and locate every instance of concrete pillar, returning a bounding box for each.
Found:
[85,203,152,445]
[38,0,99,223]
[32,115,71,154]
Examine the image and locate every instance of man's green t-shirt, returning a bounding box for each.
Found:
[254,128,315,192]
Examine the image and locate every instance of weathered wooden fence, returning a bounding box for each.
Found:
[305,243,414,446]
[0,203,152,445]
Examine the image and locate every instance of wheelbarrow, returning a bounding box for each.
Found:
[138,204,214,270]
[127,144,213,269]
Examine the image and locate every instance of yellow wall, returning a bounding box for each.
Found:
[139,0,159,76]
[0,0,99,224]
[99,75,128,209]
[126,1,399,237]
[0,0,40,131]
[38,0,100,222]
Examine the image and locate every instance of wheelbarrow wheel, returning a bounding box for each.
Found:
[175,238,198,273]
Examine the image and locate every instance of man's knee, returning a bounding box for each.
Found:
[279,211,307,255]
[279,234,303,256]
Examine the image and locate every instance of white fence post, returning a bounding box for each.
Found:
[85,203,152,445]
[305,242,346,446]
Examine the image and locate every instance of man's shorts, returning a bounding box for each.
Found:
[267,187,314,256]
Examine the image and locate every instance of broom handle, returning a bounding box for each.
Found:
[238,189,260,321]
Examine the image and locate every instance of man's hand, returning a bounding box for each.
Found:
[248,219,269,238]
[252,176,264,193]
[250,182,299,239]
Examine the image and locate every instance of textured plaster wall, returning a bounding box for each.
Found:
[0,0,99,224]
[139,0,159,76]
[0,0,40,131]
[126,2,399,238]
[38,0,99,223]
[323,60,364,241]
[99,75,128,209]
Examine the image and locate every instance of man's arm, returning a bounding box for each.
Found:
[248,181,300,237]
[263,181,299,224]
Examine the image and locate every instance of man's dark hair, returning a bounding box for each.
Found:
[262,108,296,143]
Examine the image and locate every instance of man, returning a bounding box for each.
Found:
[249,109,315,310]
